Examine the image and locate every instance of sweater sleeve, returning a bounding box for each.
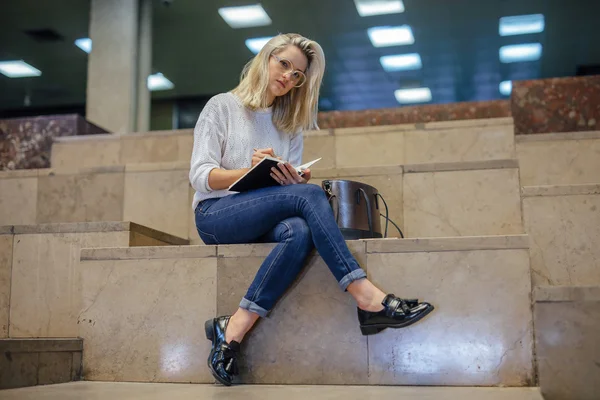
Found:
[288,131,304,167]
[189,102,226,193]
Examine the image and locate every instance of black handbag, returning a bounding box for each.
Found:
[321,179,403,240]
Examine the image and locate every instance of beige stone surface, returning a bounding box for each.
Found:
[334,124,415,136]
[534,285,600,302]
[517,138,600,185]
[0,381,545,400]
[216,241,367,384]
[124,161,189,173]
[523,194,600,287]
[120,135,179,164]
[403,159,518,173]
[79,257,216,383]
[80,245,216,261]
[302,134,335,169]
[51,140,121,170]
[367,249,533,386]
[36,172,124,224]
[336,131,404,167]
[9,232,129,337]
[123,169,189,238]
[177,134,193,162]
[367,234,529,253]
[0,234,13,338]
[522,183,600,197]
[515,130,600,142]
[217,243,277,258]
[0,177,38,226]
[535,290,600,400]
[403,168,523,237]
[423,117,513,130]
[405,126,515,164]
[0,169,39,179]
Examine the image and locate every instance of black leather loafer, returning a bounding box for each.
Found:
[204,316,240,386]
[357,294,434,335]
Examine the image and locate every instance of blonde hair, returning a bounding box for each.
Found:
[231,33,326,133]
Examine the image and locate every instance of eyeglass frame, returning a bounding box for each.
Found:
[271,54,307,88]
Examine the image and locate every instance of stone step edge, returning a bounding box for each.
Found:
[534,286,600,302]
[516,130,600,143]
[0,338,83,353]
[0,162,190,179]
[51,117,514,144]
[80,234,529,261]
[0,159,520,180]
[313,159,519,178]
[0,221,189,245]
[521,183,600,197]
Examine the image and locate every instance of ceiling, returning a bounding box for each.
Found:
[1,0,599,113]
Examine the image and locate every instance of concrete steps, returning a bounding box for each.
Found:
[0,222,187,339]
[522,183,600,287]
[77,235,533,386]
[516,130,600,186]
[0,338,82,390]
[49,117,515,170]
[0,381,545,400]
[0,158,524,242]
[534,286,600,400]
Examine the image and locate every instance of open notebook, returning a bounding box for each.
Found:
[228,156,321,193]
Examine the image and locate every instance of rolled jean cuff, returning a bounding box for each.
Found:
[240,297,269,318]
[338,268,367,291]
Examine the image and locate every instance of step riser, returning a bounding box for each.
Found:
[534,286,600,400]
[0,162,524,241]
[516,132,600,186]
[50,120,514,170]
[0,223,184,339]
[78,237,533,386]
[0,338,82,390]
[0,166,192,240]
[523,185,600,287]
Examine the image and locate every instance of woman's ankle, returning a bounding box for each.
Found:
[348,279,386,312]
[225,308,260,344]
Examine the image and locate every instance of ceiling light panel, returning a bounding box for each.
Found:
[218,5,272,29]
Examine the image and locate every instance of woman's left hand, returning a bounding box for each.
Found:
[271,163,310,185]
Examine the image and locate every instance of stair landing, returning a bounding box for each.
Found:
[0,381,544,400]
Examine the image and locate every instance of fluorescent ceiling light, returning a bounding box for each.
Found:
[355,0,404,17]
[499,80,512,96]
[0,60,41,78]
[499,43,542,63]
[394,87,431,104]
[499,14,545,36]
[147,73,174,91]
[368,25,414,47]
[75,38,92,53]
[245,36,274,54]
[218,4,272,29]
[380,53,422,71]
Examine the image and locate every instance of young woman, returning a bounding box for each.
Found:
[190,33,434,386]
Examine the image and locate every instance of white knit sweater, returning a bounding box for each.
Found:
[189,92,304,210]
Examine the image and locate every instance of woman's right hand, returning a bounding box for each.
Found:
[251,148,278,167]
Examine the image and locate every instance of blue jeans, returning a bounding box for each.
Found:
[194,184,367,317]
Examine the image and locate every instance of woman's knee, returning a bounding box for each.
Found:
[282,217,311,240]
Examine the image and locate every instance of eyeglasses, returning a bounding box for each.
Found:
[272,54,307,88]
